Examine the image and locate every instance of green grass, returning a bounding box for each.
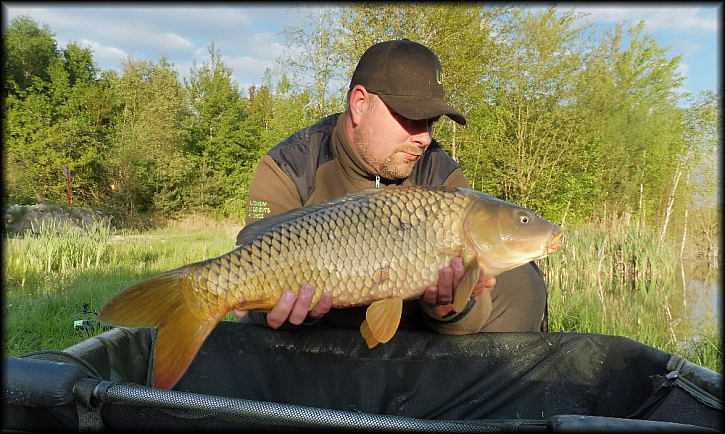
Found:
[3,213,721,374]
[3,219,236,355]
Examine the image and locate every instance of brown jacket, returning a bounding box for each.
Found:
[242,112,468,226]
[238,112,545,332]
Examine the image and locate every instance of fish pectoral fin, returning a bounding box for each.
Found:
[360,297,403,348]
[452,260,480,313]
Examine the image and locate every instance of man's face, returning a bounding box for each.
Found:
[353,94,437,180]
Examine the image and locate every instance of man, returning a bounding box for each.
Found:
[234,39,547,334]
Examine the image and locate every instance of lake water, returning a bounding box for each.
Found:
[677,261,721,343]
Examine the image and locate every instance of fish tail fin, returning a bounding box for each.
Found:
[98,267,223,390]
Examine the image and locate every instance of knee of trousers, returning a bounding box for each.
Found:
[484,263,548,331]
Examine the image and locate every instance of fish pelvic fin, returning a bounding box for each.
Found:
[237,299,277,312]
[360,297,403,348]
[452,259,480,313]
[97,267,224,390]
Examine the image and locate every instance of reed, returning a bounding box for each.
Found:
[4,219,112,285]
[541,211,721,373]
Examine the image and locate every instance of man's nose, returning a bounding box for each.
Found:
[410,120,432,147]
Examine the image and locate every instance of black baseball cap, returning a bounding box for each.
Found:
[349,39,466,125]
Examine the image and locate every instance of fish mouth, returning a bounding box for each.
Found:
[545,231,564,255]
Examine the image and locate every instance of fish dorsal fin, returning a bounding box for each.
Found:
[237,188,384,246]
[360,297,403,348]
[452,259,480,313]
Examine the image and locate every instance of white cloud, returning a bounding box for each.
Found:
[162,33,194,50]
[573,5,719,34]
[225,55,276,91]
[76,39,127,67]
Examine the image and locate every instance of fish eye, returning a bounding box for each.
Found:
[519,214,529,224]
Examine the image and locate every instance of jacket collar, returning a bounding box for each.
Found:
[332,111,380,182]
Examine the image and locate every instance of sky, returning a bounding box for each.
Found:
[1,2,722,100]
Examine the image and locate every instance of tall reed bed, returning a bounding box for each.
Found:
[4,220,112,286]
[541,211,721,372]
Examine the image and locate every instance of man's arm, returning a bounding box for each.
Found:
[242,155,303,227]
[235,156,334,327]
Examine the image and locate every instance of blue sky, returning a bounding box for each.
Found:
[1,3,721,100]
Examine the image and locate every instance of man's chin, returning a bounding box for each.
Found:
[378,162,416,180]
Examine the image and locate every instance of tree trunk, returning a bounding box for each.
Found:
[660,151,688,243]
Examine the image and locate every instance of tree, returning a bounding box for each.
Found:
[2,15,57,96]
[3,17,115,206]
[278,3,345,118]
[578,20,686,225]
[185,44,257,216]
[108,56,193,215]
[260,72,316,151]
[460,6,599,223]
[672,90,721,259]
[62,42,97,87]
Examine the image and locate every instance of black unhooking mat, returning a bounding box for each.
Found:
[3,321,722,432]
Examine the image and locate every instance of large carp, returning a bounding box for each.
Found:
[98,186,563,389]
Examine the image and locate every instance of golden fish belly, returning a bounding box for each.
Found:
[187,187,475,314]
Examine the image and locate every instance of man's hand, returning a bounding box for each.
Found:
[422,257,495,317]
[233,284,333,328]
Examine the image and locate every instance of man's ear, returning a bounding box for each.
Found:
[348,84,368,125]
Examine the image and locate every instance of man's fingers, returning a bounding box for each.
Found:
[232,296,248,319]
[471,271,495,299]
[266,290,296,328]
[232,307,249,319]
[436,266,454,305]
[287,284,314,325]
[423,285,438,305]
[310,292,333,318]
[450,256,464,288]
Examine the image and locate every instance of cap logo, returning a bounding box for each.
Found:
[436,69,443,85]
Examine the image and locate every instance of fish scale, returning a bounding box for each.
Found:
[202,188,461,310]
[98,186,563,389]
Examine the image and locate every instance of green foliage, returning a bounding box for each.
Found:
[184,44,261,218]
[107,56,193,215]
[2,15,57,95]
[461,7,599,223]
[3,30,115,207]
[578,21,687,227]
[3,222,234,357]
[4,219,112,281]
[259,73,318,150]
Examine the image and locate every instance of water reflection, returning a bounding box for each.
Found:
[678,261,721,341]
